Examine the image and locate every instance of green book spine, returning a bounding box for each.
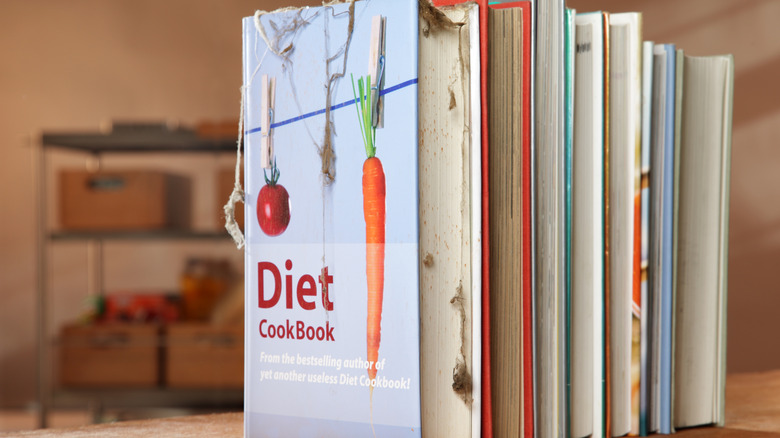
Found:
[564,7,575,437]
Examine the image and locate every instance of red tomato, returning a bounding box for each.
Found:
[257,183,290,236]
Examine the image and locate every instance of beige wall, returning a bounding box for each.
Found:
[0,0,776,406]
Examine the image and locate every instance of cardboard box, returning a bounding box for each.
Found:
[59,324,160,388]
[165,323,243,388]
[59,170,190,230]
[195,119,239,139]
[217,168,243,230]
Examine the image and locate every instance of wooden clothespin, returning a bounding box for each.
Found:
[260,74,276,169]
[368,15,386,129]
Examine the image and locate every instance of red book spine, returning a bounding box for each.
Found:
[477,3,492,437]
[520,4,533,437]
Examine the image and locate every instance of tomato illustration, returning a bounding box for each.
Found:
[257,161,290,237]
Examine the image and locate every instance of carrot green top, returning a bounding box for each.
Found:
[350,74,377,159]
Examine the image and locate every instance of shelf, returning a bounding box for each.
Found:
[49,230,234,241]
[36,122,244,429]
[41,127,236,154]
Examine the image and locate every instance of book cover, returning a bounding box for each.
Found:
[519,4,534,437]
[242,1,421,435]
[521,6,534,436]
[648,42,676,435]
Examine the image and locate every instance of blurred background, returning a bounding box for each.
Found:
[0,0,776,431]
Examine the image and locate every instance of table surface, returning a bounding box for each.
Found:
[7,369,780,437]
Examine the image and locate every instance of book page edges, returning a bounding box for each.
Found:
[418,3,478,436]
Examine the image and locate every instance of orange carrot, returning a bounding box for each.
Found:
[363,156,386,382]
[350,73,386,385]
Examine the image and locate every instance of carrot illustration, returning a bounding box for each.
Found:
[363,157,385,381]
[351,74,386,386]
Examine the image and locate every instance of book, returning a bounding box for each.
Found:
[429,0,493,435]
[602,12,612,438]
[243,2,422,434]
[535,0,567,435]
[671,47,685,435]
[639,39,654,437]
[607,11,642,437]
[571,11,606,438]
[485,2,532,436]
[564,8,575,436]
[673,53,733,430]
[489,4,538,436]
[418,2,483,436]
[648,42,676,435]
[242,1,481,435]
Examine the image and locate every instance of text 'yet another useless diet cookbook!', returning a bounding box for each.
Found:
[242,0,421,436]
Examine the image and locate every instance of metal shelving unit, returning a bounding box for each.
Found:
[35,125,242,428]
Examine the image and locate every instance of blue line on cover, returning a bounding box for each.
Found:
[245,78,418,135]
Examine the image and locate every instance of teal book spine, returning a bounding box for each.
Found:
[564,7,575,437]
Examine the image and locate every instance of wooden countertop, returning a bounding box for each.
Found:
[7,370,780,437]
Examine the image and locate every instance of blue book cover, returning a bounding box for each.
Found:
[242,1,421,435]
[649,42,676,435]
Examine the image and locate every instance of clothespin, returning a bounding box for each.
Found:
[368,15,386,129]
[260,74,276,169]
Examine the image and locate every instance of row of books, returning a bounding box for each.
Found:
[534,4,733,438]
[239,0,733,437]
